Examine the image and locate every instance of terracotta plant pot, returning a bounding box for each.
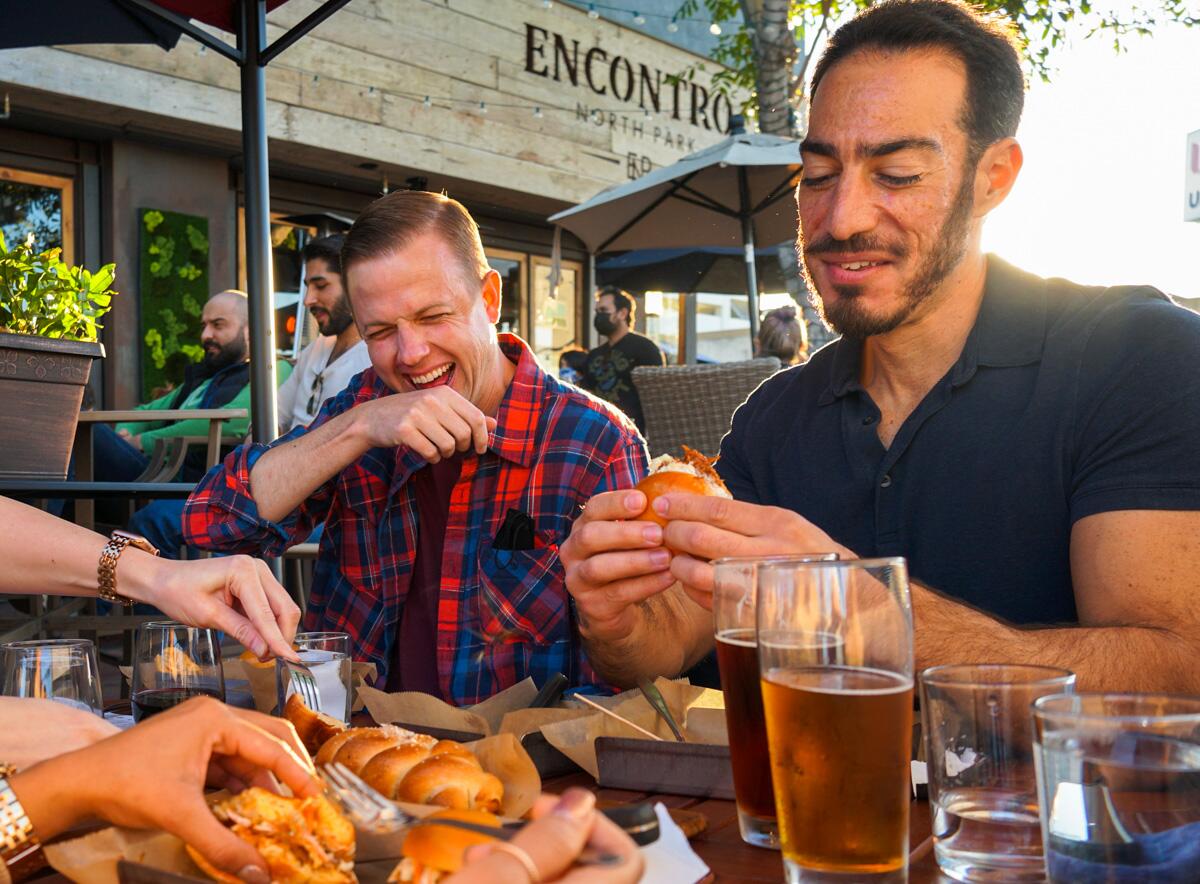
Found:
[0,332,104,480]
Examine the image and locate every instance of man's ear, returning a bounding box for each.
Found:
[481,269,502,324]
[974,137,1023,217]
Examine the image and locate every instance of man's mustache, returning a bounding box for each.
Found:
[802,233,908,259]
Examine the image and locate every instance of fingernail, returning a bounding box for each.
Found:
[642,525,662,544]
[653,496,669,516]
[552,788,596,821]
[238,865,269,884]
[624,493,642,511]
[650,549,670,566]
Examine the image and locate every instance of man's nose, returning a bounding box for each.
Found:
[303,285,318,309]
[393,326,430,367]
[823,173,880,243]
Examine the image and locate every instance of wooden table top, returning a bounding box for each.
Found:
[542,771,953,883]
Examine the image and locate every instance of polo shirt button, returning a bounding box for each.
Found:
[880,474,892,488]
[862,415,875,425]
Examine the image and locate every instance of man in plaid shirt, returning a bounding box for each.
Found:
[183,191,647,704]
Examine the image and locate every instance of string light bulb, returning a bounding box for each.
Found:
[633,11,645,25]
[533,106,544,118]
[667,18,679,32]
[478,100,488,113]
[542,0,552,7]
[422,95,431,108]
[587,3,599,19]
[709,22,722,35]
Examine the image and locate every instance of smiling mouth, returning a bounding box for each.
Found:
[407,363,455,389]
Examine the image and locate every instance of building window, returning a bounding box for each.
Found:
[0,167,75,263]
[486,248,528,339]
[531,256,582,373]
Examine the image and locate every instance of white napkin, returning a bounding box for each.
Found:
[103,711,136,731]
[638,802,711,884]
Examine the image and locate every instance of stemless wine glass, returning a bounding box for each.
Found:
[131,621,225,722]
[713,553,838,850]
[276,631,351,722]
[757,557,914,884]
[1,638,103,714]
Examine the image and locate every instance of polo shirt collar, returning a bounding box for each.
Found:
[819,254,1048,403]
[487,333,545,467]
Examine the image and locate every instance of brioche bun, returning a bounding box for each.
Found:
[284,692,347,756]
[389,809,502,882]
[636,446,731,528]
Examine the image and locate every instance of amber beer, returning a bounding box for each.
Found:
[762,665,913,876]
[715,629,776,824]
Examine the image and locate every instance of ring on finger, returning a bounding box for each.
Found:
[487,842,541,883]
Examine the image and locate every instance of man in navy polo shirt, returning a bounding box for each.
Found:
[561,0,1200,693]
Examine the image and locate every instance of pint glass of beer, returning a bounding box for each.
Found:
[713,555,838,849]
[757,558,914,883]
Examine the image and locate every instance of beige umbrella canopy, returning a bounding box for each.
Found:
[549,122,801,339]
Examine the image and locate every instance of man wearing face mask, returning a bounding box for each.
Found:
[581,286,665,434]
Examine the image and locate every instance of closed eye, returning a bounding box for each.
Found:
[800,173,836,188]
[879,173,922,187]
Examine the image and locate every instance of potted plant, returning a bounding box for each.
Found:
[0,233,117,480]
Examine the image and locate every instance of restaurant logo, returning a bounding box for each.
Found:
[523,23,734,149]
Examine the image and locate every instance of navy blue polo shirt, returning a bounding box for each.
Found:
[716,256,1200,626]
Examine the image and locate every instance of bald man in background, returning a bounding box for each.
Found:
[102,290,293,558]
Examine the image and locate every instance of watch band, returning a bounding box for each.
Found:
[0,776,45,881]
[97,531,159,606]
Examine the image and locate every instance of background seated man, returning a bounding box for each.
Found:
[276,234,372,436]
[182,191,646,705]
[99,290,290,483]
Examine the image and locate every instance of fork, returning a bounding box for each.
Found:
[281,656,322,712]
[320,763,629,867]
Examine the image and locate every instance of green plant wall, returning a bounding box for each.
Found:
[138,208,209,399]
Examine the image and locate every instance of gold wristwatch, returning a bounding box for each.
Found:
[0,768,45,881]
[97,530,159,606]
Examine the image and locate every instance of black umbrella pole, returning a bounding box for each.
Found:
[738,168,761,344]
[241,0,278,444]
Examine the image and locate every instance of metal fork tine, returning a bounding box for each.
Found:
[332,763,401,815]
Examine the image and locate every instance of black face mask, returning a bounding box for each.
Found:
[593,312,617,336]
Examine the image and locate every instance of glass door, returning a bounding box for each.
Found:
[530,256,583,374]
[0,167,75,264]
[486,248,528,340]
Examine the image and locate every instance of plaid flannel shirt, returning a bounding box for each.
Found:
[183,335,648,704]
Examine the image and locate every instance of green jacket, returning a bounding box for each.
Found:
[117,358,293,453]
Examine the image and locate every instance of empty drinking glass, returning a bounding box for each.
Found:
[1,638,103,714]
[920,664,1075,882]
[1033,693,1200,883]
[276,631,351,722]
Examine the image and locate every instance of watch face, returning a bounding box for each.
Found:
[112,530,159,556]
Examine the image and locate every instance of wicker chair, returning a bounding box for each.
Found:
[632,357,782,458]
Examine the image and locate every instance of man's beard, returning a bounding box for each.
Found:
[316,293,355,337]
[202,335,248,372]
[799,168,976,339]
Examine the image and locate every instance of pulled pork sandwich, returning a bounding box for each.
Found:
[187,787,356,884]
[636,445,731,529]
[387,809,503,884]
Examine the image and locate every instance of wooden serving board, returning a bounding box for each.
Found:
[595,736,735,800]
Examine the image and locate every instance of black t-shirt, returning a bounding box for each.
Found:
[716,256,1200,626]
[583,332,665,433]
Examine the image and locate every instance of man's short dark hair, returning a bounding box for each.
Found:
[598,286,635,322]
[302,234,346,274]
[811,0,1025,161]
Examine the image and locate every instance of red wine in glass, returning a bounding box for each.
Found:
[131,686,225,722]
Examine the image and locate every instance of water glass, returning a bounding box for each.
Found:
[1033,693,1200,883]
[920,664,1076,882]
[757,557,914,883]
[712,554,838,849]
[131,621,225,721]
[1,638,103,714]
[276,631,351,722]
